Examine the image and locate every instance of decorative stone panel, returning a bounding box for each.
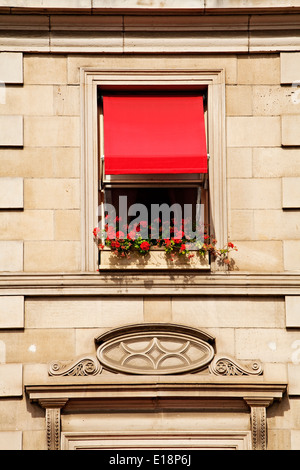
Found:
[0,177,23,209]
[285,296,300,327]
[48,323,263,378]
[0,115,23,147]
[0,295,24,328]
[0,364,22,397]
[282,177,300,209]
[0,52,23,84]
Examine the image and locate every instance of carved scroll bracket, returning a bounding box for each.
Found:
[244,398,274,451]
[39,399,69,451]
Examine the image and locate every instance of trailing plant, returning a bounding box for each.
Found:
[93,216,237,265]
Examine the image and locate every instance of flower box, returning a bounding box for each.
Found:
[98,246,210,270]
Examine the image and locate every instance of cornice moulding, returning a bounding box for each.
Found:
[1,1,300,15]
[0,272,300,296]
[0,12,300,53]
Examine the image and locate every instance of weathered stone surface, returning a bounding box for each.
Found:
[282,177,300,208]
[0,52,23,84]
[0,296,24,328]
[285,296,300,327]
[0,115,23,147]
[0,178,23,209]
[0,364,22,397]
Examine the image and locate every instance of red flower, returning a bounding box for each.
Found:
[116,230,125,239]
[140,241,150,251]
[93,227,100,237]
[180,244,186,251]
[228,242,235,249]
[127,230,136,240]
[174,230,184,239]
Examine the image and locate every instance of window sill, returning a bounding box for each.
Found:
[98,248,210,270]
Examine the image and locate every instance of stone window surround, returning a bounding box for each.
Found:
[80,67,227,272]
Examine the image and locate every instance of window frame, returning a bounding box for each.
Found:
[80,68,227,272]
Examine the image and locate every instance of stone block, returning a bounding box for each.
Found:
[52,147,80,177]
[0,85,53,115]
[0,52,23,84]
[229,240,284,272]
[0,431,22,450]
[53,85,80,116]
[0,115,23,147]
[0,364,22,397]
[228,210,254,240]
[229,178,282,209]
[0,147,80,179]
[282,115,300,146]
[25,297,144,328]
[0,177,23,208]
[281,52,300,84]
[252,85,300,116]
[227,148,252,178]
[0,241,23,271]
[282,177,300,208]
[24,55,67,85]
[24,241,81,272]
[0,148,53,178]
[237,55,280,85]
[284,241,300,271]
[268,430,291,451]
[0,210,54,241]
[0,296,24,328]
[67,54,238,84]
[285,296,300,328]
[226,85,252,116]
[24,178,80,209]
[143,296,172,322]
[288,364,300,395]
[1,329,75,363]
[172,296,285,328]
[253,148,300,178]
[253,210,300,241]
[54,210,81,240]
[236,328,300,364]
[291,430,300,450]
[227,117,281,147]
[22,430,47,451]
[24,116,80,147]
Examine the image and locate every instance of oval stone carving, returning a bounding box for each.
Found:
[96,326,215,375]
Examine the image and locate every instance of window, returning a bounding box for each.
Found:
[81,68,227,272]
[97,90,210,264]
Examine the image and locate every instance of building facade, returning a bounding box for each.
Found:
[0,0,300,451]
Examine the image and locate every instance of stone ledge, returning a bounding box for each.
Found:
[0,272,300,296]
[1,0,300,14]
[0,11,300,53]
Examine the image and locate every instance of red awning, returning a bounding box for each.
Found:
[102,94,207,175]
